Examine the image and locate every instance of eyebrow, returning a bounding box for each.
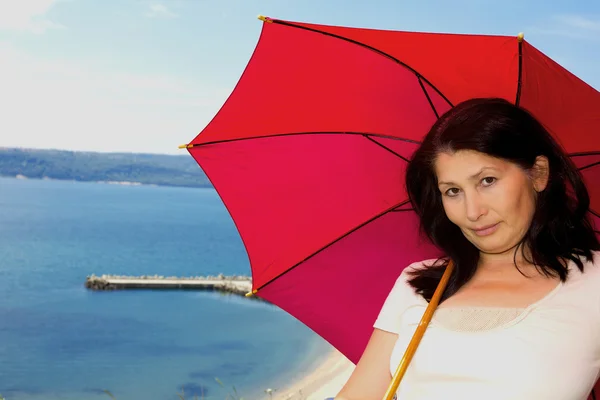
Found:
[437,167,497,186]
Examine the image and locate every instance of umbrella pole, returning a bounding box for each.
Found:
[382,260,455,400]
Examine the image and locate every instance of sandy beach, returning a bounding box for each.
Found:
[274,348,356,400]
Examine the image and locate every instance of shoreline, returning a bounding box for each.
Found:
[274,347,355,400]
[2,174,212,190]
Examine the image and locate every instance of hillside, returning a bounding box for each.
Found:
[0,147,211,188]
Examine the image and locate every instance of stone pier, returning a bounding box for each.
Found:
[85,274,254,297]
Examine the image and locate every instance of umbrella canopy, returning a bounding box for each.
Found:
[183,16,600,364]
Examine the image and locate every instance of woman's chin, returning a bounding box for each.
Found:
[465,233,516,255]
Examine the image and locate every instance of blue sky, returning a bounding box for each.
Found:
[0,0,598,154]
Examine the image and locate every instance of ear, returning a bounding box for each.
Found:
[531,156,550,192]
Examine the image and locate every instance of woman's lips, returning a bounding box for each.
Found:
[472,223,500,236]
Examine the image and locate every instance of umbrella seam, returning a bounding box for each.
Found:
[570,152,600,156]
[269,18,454,115]
[417,76,440,119]
[191,131,422,148]
[578,160,600,172]
[364,135,411,162]
[254,199,412,293]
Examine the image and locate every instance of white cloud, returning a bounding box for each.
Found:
[529,15,600,40]
[0,0,65,33]
[555,15,600,31]
[0,43,228,154]
[145,3,178,19]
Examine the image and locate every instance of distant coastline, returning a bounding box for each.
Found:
[0,147,212,189]
[14,173,150,187]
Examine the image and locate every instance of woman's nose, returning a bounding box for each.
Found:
[465,193,487,222]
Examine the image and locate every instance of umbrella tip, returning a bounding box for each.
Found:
[517,32,524,42]
[245,289,258,297]
[257,15,273,23]
[178,144,193,149]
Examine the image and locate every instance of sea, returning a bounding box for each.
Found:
[0,177,333,400]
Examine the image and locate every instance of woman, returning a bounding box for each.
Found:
[335,98,600,400]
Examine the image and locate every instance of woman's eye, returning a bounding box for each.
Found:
[481,177,496,186]
[445,188,460,197]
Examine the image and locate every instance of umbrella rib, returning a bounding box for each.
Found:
[570,152,600,172]
[254,199,411,293]
[417,76,440,119]
[569,151,600,156]
[191,131,422,148]
[364,135,410,162]
[269,18,454,114]
[515,38,523,106]
[578,160,600,172]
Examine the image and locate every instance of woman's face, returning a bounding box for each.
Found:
[434,150,548,255]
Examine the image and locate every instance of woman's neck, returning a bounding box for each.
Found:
[476,245,540,278]
[478,243,529,265]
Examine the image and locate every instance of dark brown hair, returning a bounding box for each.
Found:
[405,97,599,302]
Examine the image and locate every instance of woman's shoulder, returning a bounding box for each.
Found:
[400,257,447,277]
[391,257,447,289]
[568,250,600,274]
[374,259,439,333]
[587,250,600,267]
[386,258,445,298]
[567,250,600,281]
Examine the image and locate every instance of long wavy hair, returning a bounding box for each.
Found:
[405,97,599,302]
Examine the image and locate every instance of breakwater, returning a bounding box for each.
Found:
[85,274,254,297]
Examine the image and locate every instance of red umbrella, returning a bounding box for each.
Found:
[181,16,600,366]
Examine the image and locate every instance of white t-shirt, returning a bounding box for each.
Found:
[374,252,600,400]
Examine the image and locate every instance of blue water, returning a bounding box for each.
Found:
[0,177,332,400]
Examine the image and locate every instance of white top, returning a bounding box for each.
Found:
[374,252,600,400]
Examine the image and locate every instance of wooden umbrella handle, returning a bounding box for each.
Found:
[382,261,455,400]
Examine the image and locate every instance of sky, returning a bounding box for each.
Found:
[0,0,599,155]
